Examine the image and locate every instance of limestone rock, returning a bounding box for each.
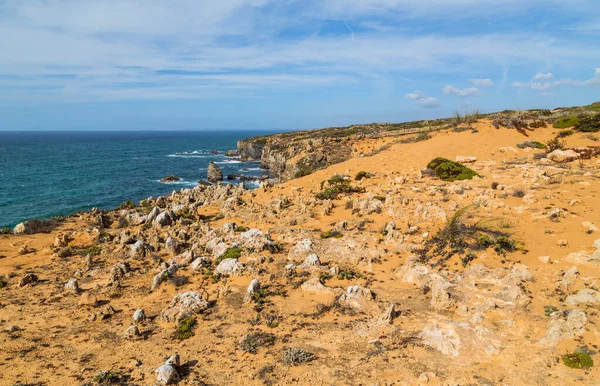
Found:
[547,149,580,163]
[64,279,80,294]
[420,322,461,357]
[160,291,209,322]
[78,292,98,307]
[215,258,245,276]
[133,309,146,323]
[207,161,223,183]
[243,278,260,303]
[565,289,600,305]
[339,285,374,310]
[456,155,477,163]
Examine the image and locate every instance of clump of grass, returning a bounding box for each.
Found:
[240,332,277,354]
[217,247,242,264]
[557,129,574,138]
[92,370,123,385]
[251,288,268,305]
[175,206,194,219]
[546,138,566,152]
[283,347,317,366]
[320,229,343,239]
[529,120,547,128]
[418,206,520,266]
[294,169,312,178]
[80,244,102,257]
[575,114,600,132]
[355,171,371,181]
[175,316,196,340]
[0,227,11,235]
[337,268,364,281]
[553,116,579,129]
[118,200,136,210]
[544,305,559,316]
[426,157,478,182]
[561,352,593,369]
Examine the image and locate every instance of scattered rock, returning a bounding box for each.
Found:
[161,175,181,182]
[133,309,147,323]
[547,149,580,163]
[455,155,477,163]
[160,291,209,322]
[123,325,141,340]
[207,161,223,183]
[64,279,80,294]
[565,289,600,305]
[18,273,38,287]
[243,278,261,303]
[215,258,245,276]
[78,292,98,307]
[155,354,180,385]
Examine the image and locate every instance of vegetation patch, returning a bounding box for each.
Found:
[426,157,478,182]
[575,114,600,132]
[320,229,343,239]
[92,370,124,385]
[217,247,242,263]
[175,206,195,219]
[118,200,136,210]
[546,138,566,152]
[561,352,593,369]
[283,347,317,366]
[529,120,547,128]
[240,332,277,354]
[294,169,312,178]
[355,171,371,181]
[79,244,102,257]
[557,129,574,138]
[315,175,365,200]
[553,116,579,129]
[175,316,196,340]
[337,268,364,281]
[516,141,546,149]
[418,206,521,267]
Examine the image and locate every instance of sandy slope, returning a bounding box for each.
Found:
[1,119,600,386]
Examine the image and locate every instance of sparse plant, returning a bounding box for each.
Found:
[575,114,600,132]
[553,116,579,129]
[240,332,276,354]
[0,227,11,235]
[93,370,123,385]
[283,347,317,366]
[544,305,559,316]
[516,140,546,149]
[118,200,135,210]
[546,138,566,152]
[557,129,574,138]
[355,171,370,181]
[320,229,343,239]
[217,247,242,263]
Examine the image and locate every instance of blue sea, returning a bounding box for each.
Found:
[0,130,274,228]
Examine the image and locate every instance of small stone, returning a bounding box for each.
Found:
[155,364,179,385]
[78,292,98,307]
[64,279,80,294]
[123,325,140,339]
[557,239,568,247]
[18,273,38,287]
[133,309,146,323]
[538,256,550,264]
[243,278,261,303]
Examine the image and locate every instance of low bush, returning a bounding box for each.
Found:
[546,138,566,152]
[118,201,136,210]
[516,141,546,149]
[553,116,579,129]
[0,227,11,234]
[557,129,574,138]
[426,158,478,182]
[355,171,370,181]
[283,347,317,366]
[92,370,123,385]
[575,115,600,132]
[529,120,547,128]
[321,229,343,239]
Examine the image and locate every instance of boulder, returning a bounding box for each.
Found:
[64,279,80,294]
[160,175,181,183]
[339,285,374,310]
[155,211,175,227]
[159,291,209,322]
[547,149,580,163]
[243,279,261,303]
[131,240,146,258]
[420,322,461,357]
[18,273,38,287]
[215,258,245,276]
[565,289,600,305]
[207,161,223,183]
[132,309,146,323]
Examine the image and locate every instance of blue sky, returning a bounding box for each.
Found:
[0,0,599,131]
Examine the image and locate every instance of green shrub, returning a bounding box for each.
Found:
[175,317,196,340]
[461,252,477,267]
[477,235,495,248]
[337,268,364,280]
[426,157,478,182]
[93,370,123,384]
[294,169,312,178]
[0,227,11,235]
[217,247,242,264]
[315,175,365,200]
[562,352,593,369]
[80,244,102,257]
[553,116,579,129]
[355,171,371,181]
[544,305,559,316]
[118,200,136,210]
[175,206,195,219]
[529,120,547,128]
[516,141,546,149]
[315,187,340,200]
[575,115,600,132]
[557,129,574,138]
[320,229,343,239]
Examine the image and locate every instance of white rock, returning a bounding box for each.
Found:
[64,279,80,294]
[420,323,461,357]
[547,149,580,163]
[159,291,209,322]
[538,256,550,263]
[215,258,245,276]
[243,279,261,303]
[132,309,146,323]
[456,155,477,163]
[565,289,600,305]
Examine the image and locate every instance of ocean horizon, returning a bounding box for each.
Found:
[0,130,274,228]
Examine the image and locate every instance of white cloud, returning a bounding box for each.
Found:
[513,69,600,92]
[533,72,553,81]
[596,68,600,76]
[404,91,440,108]
[469,78,493,87]
[442,85,482,97]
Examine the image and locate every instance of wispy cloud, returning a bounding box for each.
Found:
[442,85,482,97]
[469,78,493,87]
[513,69,600,92]
[404,91,440,108]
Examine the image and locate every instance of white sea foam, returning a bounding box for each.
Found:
[214,160,242,164]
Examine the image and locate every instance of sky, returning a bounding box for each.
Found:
[0,0,599,131]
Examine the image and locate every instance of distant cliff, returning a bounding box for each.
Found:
[237,119,453,181]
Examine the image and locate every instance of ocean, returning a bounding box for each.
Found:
[0,130,274,228]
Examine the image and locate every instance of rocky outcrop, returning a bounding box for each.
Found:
[207,162,223,183]
[160,175,181,182]
[237,138,266,160]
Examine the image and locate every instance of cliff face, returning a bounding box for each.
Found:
[237,138,266,160]
[237,119,452,181]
